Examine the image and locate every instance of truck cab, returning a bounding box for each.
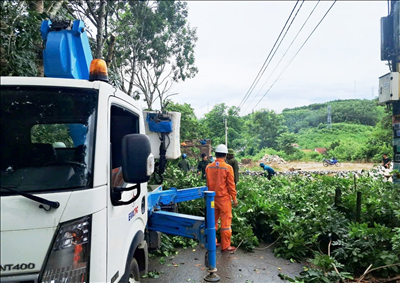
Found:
[1,76,152,282]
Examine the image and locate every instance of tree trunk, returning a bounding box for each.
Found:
[28,0,44,13]
[47,1,64,18]
[105,34,116,65]
[95,0,106,59]
[128,56,136,96]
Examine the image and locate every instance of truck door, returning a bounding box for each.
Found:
[107,97,147,282]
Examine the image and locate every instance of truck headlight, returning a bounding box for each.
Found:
[41,216,91,283]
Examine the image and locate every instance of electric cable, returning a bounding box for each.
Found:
[251,0,337,111]
[236,1,300,112]
[243,1,320,113]
[238,0,305,112]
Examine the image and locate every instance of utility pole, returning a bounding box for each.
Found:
[224,118,228,147]
[380,0,400,182]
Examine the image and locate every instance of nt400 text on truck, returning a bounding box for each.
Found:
[0,19,220,283]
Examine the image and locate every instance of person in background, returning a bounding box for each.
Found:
[209,155,214,162]
[206,144,238,252]
[382,154,391,169]
[226,148,239,185]
[259,162,276,180]
[197,153,210,179]
[178,153,190,173]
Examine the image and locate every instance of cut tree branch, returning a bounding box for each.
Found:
[86,1,98,24]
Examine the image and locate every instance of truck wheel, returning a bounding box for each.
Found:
[128,258,140,283]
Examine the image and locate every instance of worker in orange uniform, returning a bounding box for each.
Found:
[206,144,238,252]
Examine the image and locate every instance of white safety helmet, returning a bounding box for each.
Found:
[53,142,66,148]
[215,144,228,154]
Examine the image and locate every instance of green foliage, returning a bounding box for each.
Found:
[110,0,199,109]
[281,99,385,133]
[276,132,298,155]
[1,1,70,76]
[160,165,206,189]
[297,123,373,152]
[391,227,400,254]
[243,108,286,154]
[166,167,400,280]
[362,112,393,161]
[142,270,162,279]
[199,98,390,162]
[1,1,198,111]
[199,99,390,162]
[280,264,354,283]
[149,233,197,258]
[31,124,74,147]
[202,103,243,147]
[332,222,399,276]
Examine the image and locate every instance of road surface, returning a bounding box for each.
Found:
[141,243,303,283]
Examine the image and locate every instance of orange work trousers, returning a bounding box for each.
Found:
[214,197,232,250]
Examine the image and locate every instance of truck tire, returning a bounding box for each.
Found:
[128,258,140,283]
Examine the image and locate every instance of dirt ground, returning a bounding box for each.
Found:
[241,161,377,172]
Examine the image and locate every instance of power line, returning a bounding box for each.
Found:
[243,1,320,113]
[236,1,300,112]
[252,0,337,111]
[238,0,305,111]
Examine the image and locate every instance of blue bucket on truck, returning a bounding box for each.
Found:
[146,113,173,133]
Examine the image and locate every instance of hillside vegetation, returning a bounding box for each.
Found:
[168,98,392,162]
[281,99,386,133]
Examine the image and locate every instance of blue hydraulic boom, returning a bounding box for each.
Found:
[40,19,92,80]
[148,186,220,282]
[40,19,93,143]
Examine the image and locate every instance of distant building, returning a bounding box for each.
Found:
[314,148,327,154]
[181,139,212,158]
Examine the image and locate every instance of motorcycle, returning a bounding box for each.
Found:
[323,158,341,167]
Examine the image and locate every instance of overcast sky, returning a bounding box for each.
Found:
[162,1,390,118]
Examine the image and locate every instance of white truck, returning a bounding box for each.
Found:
[0,20,219,283]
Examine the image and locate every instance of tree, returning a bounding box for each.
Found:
[245,109,286,151]
[67,1,198,111]
[201,104,243,148]
[67,0,109,59]
[363,112,392,161]
[129,1,198,110]
[276,132,297,155]
[1,0,67,76]
[202,103,227,145]
[226,106,244,150]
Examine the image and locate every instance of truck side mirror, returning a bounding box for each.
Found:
[121,134,154,184]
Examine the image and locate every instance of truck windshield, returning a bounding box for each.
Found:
[0,86,98,194]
